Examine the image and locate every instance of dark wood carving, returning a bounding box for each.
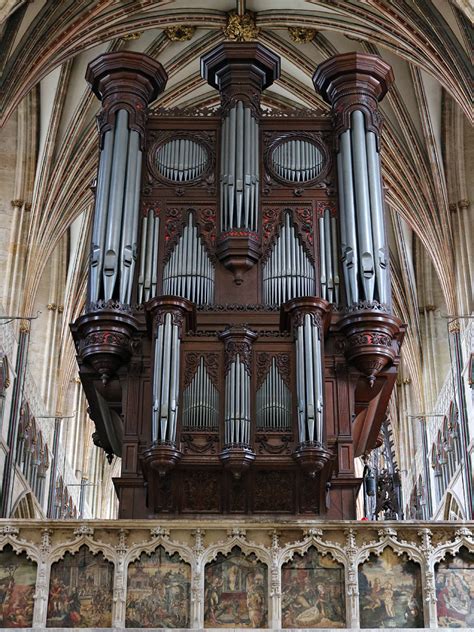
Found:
[71,46,403,520]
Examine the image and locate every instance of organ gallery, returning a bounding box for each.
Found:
[71,42,404,519]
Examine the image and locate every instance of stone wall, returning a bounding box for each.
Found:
[0,519,472,630]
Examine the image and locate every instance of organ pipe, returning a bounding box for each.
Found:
[319,209,340,304]
[263,212,315,306]
[162,213,215,305]
[295,314,324,444]
[156,139,208,182]
[256,358,292,431]
[89,109,143,305]
[224,355,251,446]
[272,139,323,182]
[182,358,219,429]
[336,110,389,306]
[220,101,259,232]
[152,312,181,444]
[138,211,160,304]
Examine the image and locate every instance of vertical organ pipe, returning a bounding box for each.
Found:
[295,315,324,444]
[256,358,292,430]
[337,110,389,306]
[119,130,141,304]
[351,110,375,301]
[138,211,160,303]
[90,130,114,303]
[224,355,251,447]
[103,109,129,301]
[89,109,143,305]
[152,312,181,444]
[366,130,388,305]
[339,130,359,305]
[220,102,259,232]
[162,213,214,304]
[263,212,315,306]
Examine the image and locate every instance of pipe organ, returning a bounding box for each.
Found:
[72,46,404,518]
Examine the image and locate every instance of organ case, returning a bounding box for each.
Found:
[72,44,404,519]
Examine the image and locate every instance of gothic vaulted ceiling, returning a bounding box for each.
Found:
[0,0,471,414]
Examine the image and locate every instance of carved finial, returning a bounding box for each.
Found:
[378,527,397,538]
[288,27,317,44]
[74,525,94,537]
[150,526,170,538]
[227,527,246,538]
[0,525,19,536]
[165,26,196,41]
[455,527,473,538]
[224,11,259,42]
[121,32,142,41]
[269,529,280,549]
[304,527,323,538]
[116,529,129,553]
[192,528,206,553]
[40,528,52,552]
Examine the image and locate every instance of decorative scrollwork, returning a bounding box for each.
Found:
[181,434,219,455]
[257,434,292,455]
[183,352,219,389]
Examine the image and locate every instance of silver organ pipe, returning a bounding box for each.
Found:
[339,130,359,305]
[318,209,340,304]
[256,358,292,431]
[162,213,215,305]
[152,312,181,444]
[224,355,251,446]
[89,109,143,305]
[272,139,323,183]
[138,211,160,303]
[337,110,389,306]
[366,130,388,305]
[155,139,208,182]
[220,101,259,232]
[90,130,113,303]
[119,130,141,304]
[295,314,324,444]
[182,359,219,430]
[103,109,129,301]
[263,212,315,306]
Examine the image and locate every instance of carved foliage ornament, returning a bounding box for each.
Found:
[256,352,291,389]
[163,207,217,263]
[164,26,196,41]
[224,10,259,42]
[224,340,253,375]
[261,206,315,264]
[288,27,318,44]
[183,352,219,389]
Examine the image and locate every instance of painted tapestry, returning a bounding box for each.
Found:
[281,546,345,628]
[46,545,113,628]
[204,547,268,628]
[436,547,474,628]
[358,547,424,628]
[126,547,191,628]
[0,546,36,628]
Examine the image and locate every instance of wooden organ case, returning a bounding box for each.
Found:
[71,44,405,519]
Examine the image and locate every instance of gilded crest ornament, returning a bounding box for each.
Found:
[224,10,259,42]
[288,27,317,44]
[164,25,196,41]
